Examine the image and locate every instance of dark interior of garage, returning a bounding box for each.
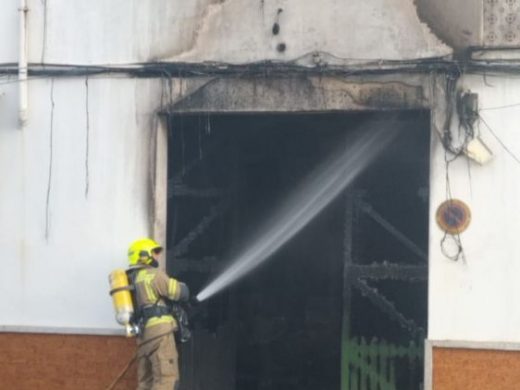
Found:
[167,110,430,390]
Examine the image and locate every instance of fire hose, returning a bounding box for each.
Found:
[104,303,192,390]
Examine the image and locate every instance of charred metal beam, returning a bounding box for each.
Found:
[169,256,219,274]
[170,137,227,183]
[349,263,427,281]
[172,199,229,257]
[341,192,355,390]
[357,200,427,262]
[168,182,228,198]
[353,279,424,337]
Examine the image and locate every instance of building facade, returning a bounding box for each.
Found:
[1,0,520,389]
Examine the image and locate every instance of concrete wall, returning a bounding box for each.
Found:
[0,76,163,331]
[0,0,450,65]
[3,0,519,345]
[0,0,451,333]
[429,74,520,343]
[168,0,450,63]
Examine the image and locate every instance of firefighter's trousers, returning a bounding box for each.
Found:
[137,332,179,390]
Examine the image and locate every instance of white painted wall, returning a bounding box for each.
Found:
[0,0,452,333]
[0,77,163,331]
[429,74,520,343]
[0,0,449,65]
[6,0,518,342]
[172,0,450,63]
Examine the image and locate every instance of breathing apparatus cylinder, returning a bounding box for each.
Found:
[109,269,137,337]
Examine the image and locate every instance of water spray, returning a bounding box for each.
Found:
[196,125,397,302]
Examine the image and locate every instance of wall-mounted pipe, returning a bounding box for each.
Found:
[19,0,28,128]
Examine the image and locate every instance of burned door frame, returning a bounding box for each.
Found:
[151,116,169,268]
[157,72,451,389]
[159,74,434,266]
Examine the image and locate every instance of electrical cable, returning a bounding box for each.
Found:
[478,113,520,166]
[0,55,458,87]
[441,147,466,263]
[104,330,177,390]
[440,72,473,162]
[1,53,520,87]
[440,231,465,262]
[438,73,471,262]
[437,69,520,261]
[480,102,520,111]
[105,355,137,390]
[44,78,55,241]
[0,57,519,93]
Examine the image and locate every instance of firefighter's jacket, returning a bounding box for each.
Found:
[130,265,183,344]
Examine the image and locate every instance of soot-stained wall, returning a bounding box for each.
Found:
[0,0,451,65]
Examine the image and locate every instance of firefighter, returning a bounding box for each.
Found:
[127,238,190,390]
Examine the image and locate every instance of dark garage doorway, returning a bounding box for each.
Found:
[166,111,430,390]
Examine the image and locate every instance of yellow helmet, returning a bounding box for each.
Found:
[127,238,163,266]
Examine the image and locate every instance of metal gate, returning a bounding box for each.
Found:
[341,192,427,390]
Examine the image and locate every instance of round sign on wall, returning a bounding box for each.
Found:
[436,199,471,234]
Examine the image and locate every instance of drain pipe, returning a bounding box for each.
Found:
[18,0,28,128]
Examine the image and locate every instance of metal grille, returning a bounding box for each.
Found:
[341,193,427,390]
[484,0,520,46]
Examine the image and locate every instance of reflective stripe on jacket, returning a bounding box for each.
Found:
[133,266,182,330]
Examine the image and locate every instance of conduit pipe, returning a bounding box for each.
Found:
[18,0,28,128]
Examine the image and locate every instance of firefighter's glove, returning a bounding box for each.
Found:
[178,282,190,302]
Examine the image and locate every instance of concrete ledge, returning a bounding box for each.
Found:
[0,325,125,336]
